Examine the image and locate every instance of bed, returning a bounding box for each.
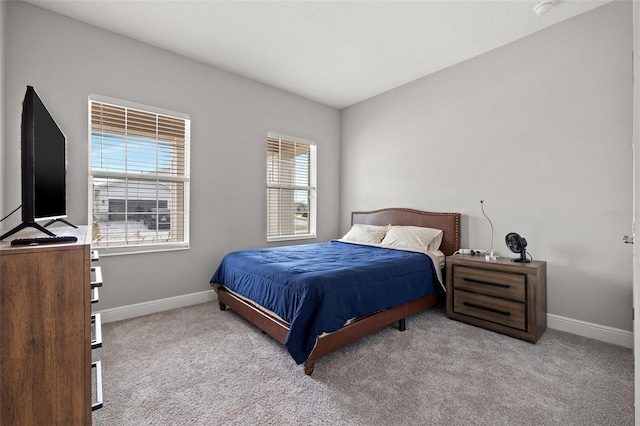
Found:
[210,208,460,375]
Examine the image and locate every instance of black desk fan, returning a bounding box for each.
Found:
[505,232,530,263]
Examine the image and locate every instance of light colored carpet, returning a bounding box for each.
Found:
[92,302,633,425]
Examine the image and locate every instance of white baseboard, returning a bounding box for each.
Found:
[96,291,634,349]
[547,313,633,349]
[96,290,217,323]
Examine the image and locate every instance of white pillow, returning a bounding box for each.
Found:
[341,224,389,244]
[380,225,444,252]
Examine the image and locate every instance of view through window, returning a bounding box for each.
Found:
[89,96,190,252]
[266,134,316,241]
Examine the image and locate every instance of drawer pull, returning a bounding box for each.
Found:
[91,313,102,349]
[92,360,104,411]
[91,286,99,304]
[463,277,510,289]
[463,301,511,316]
[91,266,103,288]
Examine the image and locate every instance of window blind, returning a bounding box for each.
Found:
[266,135,316,241]
[89,98,190,252]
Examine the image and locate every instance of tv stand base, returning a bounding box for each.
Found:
[0,221,56,241]
[44,218,78,229]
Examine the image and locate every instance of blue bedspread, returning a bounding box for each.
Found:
[210,240,439,364]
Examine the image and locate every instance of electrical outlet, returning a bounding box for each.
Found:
[459,249,488,255]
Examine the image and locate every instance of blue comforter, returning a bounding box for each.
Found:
[210,240,439,364]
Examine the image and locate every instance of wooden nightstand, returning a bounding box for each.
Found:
[446,254,547,343]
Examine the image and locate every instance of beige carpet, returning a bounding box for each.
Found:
[92,301,633,425]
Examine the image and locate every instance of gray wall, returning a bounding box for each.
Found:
[2,1,341,309]
[341,1,633,331]
[0,0,5,221]
[2,1,634,333]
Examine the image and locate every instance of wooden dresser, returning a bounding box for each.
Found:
[0,226,94,425]
[446,254,547,343]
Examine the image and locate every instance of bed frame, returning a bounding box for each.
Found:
[212,208,461,375]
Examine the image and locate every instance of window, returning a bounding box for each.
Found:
[267,134,316,242]
[89,95,190,254]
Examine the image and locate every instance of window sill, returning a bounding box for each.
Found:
[93,242,189,257]
[267,234,316,243]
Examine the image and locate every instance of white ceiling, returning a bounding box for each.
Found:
[24,0,612,109]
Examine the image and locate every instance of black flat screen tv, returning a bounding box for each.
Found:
[0,86,73,240]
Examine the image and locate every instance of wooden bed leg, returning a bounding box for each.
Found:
[218,301,227,311]
[303,359,315,375]
[398,318,406,331]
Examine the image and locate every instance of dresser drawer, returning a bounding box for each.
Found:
[453,290,526,331]
[452,265,525,302]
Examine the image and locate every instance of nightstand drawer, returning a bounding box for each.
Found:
[452,265,525,302]
[453,290,526,331]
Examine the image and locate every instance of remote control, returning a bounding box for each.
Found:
[11,235,78,246]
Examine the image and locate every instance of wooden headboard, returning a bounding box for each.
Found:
[351,208,461,256]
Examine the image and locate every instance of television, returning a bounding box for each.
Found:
[0,86,74,241]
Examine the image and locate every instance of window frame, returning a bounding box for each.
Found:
[266,132,317,242]
[88,94,190,256]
